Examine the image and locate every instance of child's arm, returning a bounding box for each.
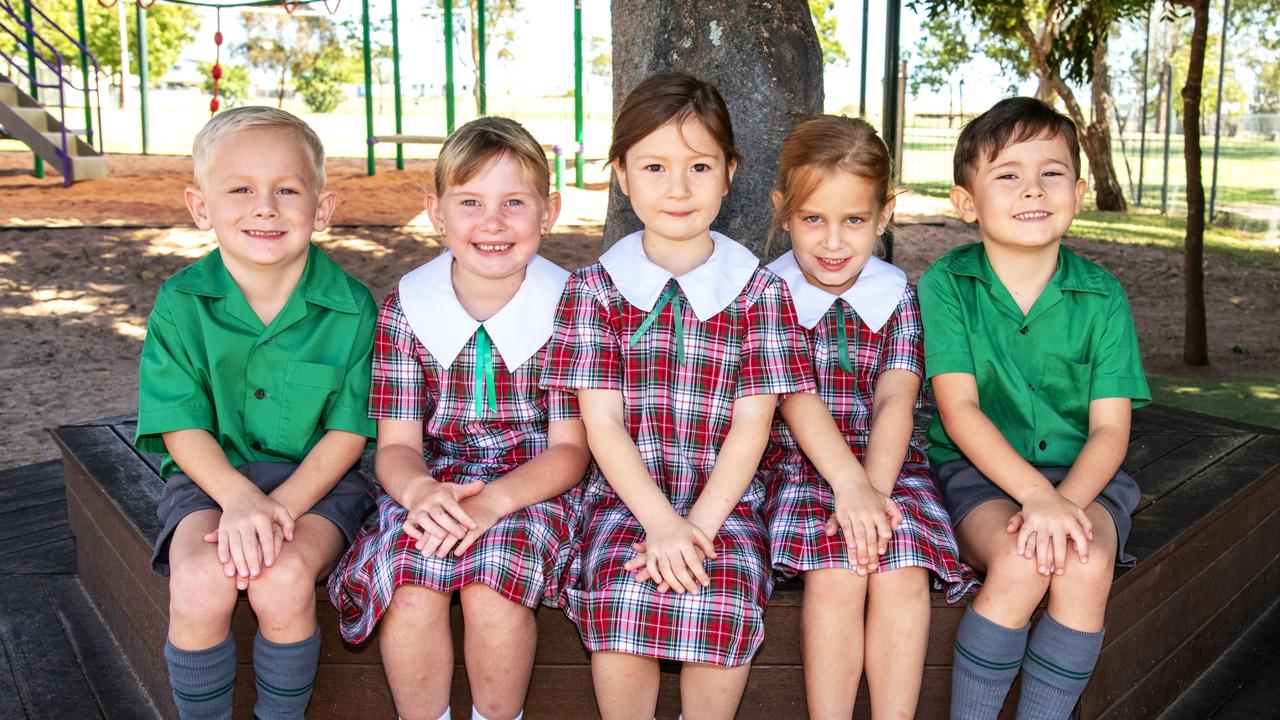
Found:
[579,388,718,595]
[933,372,1093,574]
[780,392,901,573]
[267,430,368,520]
[164,428,295,586]
[376,418,482,546]
[687,393,779,538]
[439,417,590,557]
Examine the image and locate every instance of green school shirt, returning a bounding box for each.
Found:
[135,244,377,478]
[919,243,1150,467]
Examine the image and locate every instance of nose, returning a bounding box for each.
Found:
[479,203,505,232]
[823,225,843,250]
[1023,179,1046,199]
[253,193,279,219]
[667,170,691,199]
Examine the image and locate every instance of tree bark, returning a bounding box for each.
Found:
[1087,34,1127,211]
[1178,0,1210,366]
[606,0,823,257]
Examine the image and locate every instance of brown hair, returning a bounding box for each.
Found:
[433,116,551,197]
[769,114,895,247]
[953,96,1081,189]
[608,72,740,174]
[193,106,326,188]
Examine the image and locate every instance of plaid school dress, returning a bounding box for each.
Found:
[762,252,977,603]
[541,232,816,667]
[328,254,583,645]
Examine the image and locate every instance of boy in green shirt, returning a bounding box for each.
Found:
[135,107,377,720]
[918,98,1150,720]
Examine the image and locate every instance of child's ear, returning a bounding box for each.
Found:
[612,160,629,196]
[542,192,563,235]
[1074,178,1087,212]
[425,193,444,234]
[725,159,738,193]
[949,185,978,223]
[184,186,212,230]
[878,194,898,234]
[313,190,337,232]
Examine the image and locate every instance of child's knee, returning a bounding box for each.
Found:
[804,567,868,604]
[1050,552,1115,600]
[246,551,319,620]
[169,552,238,622]
[460,583,531,630]
[870,566,929,603]
[983,551,1052,596]
[386,584,451,624]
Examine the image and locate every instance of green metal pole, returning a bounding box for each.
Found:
[573,0,583,188]
[75,0,93,148]
[444,0,455,133]
[22,0,43,178]
[392,0,403,169]
[554,145,564,193]
[136,2,150,155]
[859,0,869,117]
[362,0,375,175]
[477,0,486,115]
[881,0,901,263]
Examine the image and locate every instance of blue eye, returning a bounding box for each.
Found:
[802,215,822,224]
[505,198,525,207]
[461,199,479,207]
[278,187,299,195]
[230,187,250,194]
[846,216,865,225]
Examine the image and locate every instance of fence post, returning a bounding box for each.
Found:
[1209,0,1230,221]
[1161,63,1173,215]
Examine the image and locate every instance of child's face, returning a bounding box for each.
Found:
[778,170,894,295]
[185,128,333,275]
[426,152,560,286]
[949,133,1086,252]
[614,117,736,247]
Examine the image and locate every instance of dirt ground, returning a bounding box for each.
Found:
[3,151,1277,469]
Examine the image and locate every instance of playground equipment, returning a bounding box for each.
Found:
[0,0,107,184]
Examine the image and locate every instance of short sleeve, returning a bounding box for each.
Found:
[737,275,816,399]
[918,265,975,378]
[540,271,622,392]
[324,288,379,438]
[1090,288,1151,407]
[880,284,925,378]
[547,388,581,422]
[369,293,433,421]
[135,292,214,453]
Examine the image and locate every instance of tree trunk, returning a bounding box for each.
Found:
[1179,0,1209,366]
[1088,34,1127,211]
[606,0,823,257]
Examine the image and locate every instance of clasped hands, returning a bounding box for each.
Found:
[1008,486,1094,576]
[401,479,505,559]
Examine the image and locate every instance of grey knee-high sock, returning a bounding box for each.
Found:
[165,633,237,720]
[951,606,1030,720]
[252,628,321,720]
[1016,613,1105,720]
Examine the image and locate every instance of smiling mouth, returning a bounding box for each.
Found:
[474,243,514,253]
[817,257,850,270]
[243,229,286,239]
[1014,211,1051,221]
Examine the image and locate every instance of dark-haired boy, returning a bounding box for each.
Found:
[918,97,1150,719]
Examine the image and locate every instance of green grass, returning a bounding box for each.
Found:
[1070,208,1280,265]
[1148,375,1280,429]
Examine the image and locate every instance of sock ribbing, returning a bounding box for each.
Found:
[165,633,237,720]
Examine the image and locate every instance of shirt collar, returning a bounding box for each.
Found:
[599,230,759,321]
[767,251,907,332]
[398,252,570,371]
[945,243,1110,296]
[173,244,358,313]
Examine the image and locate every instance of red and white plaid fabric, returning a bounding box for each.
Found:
[327,292,581,645]
[762,285,978,602]
[541,262,815,666]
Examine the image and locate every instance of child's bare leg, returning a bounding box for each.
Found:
[459,583,536,720]
[1046,503,1119,632]
[380,584,454,720]
[864,566,929,720]
[591,652,659,720]
[801,568,867,719]
[168,509,239,648]
[679,661,752,720]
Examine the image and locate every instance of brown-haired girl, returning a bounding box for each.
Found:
[761,115,976,718]
[541,72,814,719]
[328,116,590,720]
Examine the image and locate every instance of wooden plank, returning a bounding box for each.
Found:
[0,578,104,720]
[1158,600,1280,720]
[0,502,71,542]
[107,422,164,478]
[0,537,76,576]
[0,484,63,510]
[1130,433,1254,512]
[1132,404,1248,436]
[53,425,165,545]
[0,466,62,496]
[0,639,27,719]
[1210,645,1280,720]
[1119,432,1194,476]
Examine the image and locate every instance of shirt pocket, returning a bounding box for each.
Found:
[277,360,345,458]
[1039,354,1092,428]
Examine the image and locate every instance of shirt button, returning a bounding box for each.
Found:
[263,338,275,345]
[252,440,263,451]
[1028,383,1035,391]
[1039,440,1048,450]
[1020,326,1029,335]
[254,389,266,399]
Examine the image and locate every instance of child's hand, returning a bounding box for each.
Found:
[402,480,483,553]
[203,489,295,589]
[1015,488,1093,575]
[430,486,506,558]
[825,482,903,575]
[628,517,718,595]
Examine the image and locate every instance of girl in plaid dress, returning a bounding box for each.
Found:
[327,117,589,720]
[541,73,814,720]
[762,115,977,718]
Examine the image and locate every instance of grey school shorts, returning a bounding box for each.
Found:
[150,461,375,575]
[930,459,1140,566]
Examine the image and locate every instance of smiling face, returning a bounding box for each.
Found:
[779,170,895,295]
[185,127,333,277]
[614,117,736,248]
[426,151,560,287]
[950,132,1086,253]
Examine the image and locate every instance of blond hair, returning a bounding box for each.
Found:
[433,116,551,196]
[770,115,896,250]
[192,106,327,188]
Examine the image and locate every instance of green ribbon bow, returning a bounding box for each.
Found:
[629,282,685,364]
[834,301,854,374]
[473,326,498,416]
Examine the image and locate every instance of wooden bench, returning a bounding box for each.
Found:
[53,406,1280,719]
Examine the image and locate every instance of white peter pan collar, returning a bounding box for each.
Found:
[599,230,759,321]
[767,251,906,332]
[398,252,570,371]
